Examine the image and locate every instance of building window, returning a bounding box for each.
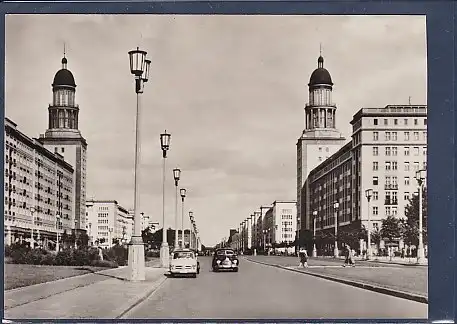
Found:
[385,147,391,156]
[423,147,427,156]
[404,177,410,185]
[423,131,427,140]
[394,119,398,125]
[413,147,420,156]
[414,132,419,141]
[384,119,388,126]
[61,147,65,153]
[385,206,391,216]
[385,132,391,141]
[392,147,398,156]
[404,162,410,171]
[414,162,420,171]
[373,147,378,156]
[392,132,397,141]
[424,119,427,125]
[423,161,427,169]
[404,132,410,141]
[373,119,378,125]
[385,162,391,171]
[373,132,379,141]
[319,147,322,152]
[373,162,378,171]
[404,192,410,201]
[414,119,418,125]
[392,161,398,171]
[404,147,410,156]
[373,191,379,200]
[373,207,378,216]
[373,176,378,185]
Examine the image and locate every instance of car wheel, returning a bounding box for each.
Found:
[192,273,197,278]
[213,267,218,272]
[233,268,239,272]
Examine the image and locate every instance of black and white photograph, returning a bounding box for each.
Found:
[4,14,428,319]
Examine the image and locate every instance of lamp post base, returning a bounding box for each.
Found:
[416,246,426,264]
[127,240,145,282]
[312,245,317,257]
[333,246,339,258]
[160,242,170,268]
[253,249,257,256]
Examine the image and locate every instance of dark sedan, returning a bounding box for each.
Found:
[212,248,239,272]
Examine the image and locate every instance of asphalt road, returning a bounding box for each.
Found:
[122,256,427,320]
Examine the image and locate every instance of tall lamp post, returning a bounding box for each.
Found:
[415,169,426,263]
[173,168,181,250]
[180,189,187,248]
[160,130,171,268]
[56,214,60,252]
[333,201,339,258]
[30,206,35,248]
[312,210,318,257]
[189,211,194,249]
[127,47,151,281]
[365,188,373,260]
[74,220,78,249]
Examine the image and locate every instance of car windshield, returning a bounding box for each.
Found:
[173,252,194,259]
[217,250,234,256]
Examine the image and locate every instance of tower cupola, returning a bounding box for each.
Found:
[304,54,337,130]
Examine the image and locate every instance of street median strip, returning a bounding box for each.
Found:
[245,258,428,305]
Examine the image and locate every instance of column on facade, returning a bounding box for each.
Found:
[6,225,12,246]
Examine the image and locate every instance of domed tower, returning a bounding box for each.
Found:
[296,54,345,242]
[40,54,88,236]
[305,56,336,130]
[46,56,80,137]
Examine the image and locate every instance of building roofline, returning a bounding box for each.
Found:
[350,105,427,124]
[5,117,74,172]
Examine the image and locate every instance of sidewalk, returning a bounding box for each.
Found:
[246,256,428,304]
[4,260,167,319]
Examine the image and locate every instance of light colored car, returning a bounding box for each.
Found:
[169,249,198,278]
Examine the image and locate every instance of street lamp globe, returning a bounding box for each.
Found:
[173,168,181,184]
[415,169,426,185]
[160,130,171,158]
[143,59,151,83]
[128,47,147,77]
[333,202,339,210]
[365,188,373,200]
[180,188,187,199]
[30,206,35,214]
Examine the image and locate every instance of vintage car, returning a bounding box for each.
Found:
[212,248,239,272]
[169,249,198,278]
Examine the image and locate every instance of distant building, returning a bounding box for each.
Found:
[305,105,427,254]
[262,201,297,251]
[4,117,74,248]
[85,200,134,248]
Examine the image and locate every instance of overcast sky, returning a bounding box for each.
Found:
[5,14,426,246]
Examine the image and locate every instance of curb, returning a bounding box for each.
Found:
[115,274,168,319]
[245,258,428,304]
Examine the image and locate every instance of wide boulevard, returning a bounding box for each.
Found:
[122,256,427,319]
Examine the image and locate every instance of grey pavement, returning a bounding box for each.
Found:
[122,256,427,319]
[4,259,165,320]
[246,255,427,301]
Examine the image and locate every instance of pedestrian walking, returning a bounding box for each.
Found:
[298,247,309,268]
[343,244,355,267]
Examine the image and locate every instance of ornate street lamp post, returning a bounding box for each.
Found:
[312,210,318,257]
[415,169,426,263]
[180,189,187,248]
[127,47,151,281]
[173,168,181,250]
[365,188,373,260]
[333,201,339,258]
[160,130,171,268]
[56,214,61,252]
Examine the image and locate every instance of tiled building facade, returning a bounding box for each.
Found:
[4,118,74,248]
